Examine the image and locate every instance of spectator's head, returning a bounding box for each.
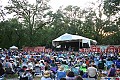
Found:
[112,64,115,68]
[45,65,49,70]
[89,64,94,67]
[43,70,50,78]
[67,71,74,77]
[59,66,64,71]
[60,78,66,80]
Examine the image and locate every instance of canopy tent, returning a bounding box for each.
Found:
[52,33,97,49]
[10,46,18,50]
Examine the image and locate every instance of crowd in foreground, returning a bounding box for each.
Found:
[0,49,120,80]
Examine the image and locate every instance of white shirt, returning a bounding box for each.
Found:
[87,66,97,77]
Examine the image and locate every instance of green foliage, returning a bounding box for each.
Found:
[0,0,119,48]
[0,19,24,48]
[103,0,120,16]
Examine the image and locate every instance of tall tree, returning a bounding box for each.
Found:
[0,19,23,48]
[0,1,5,21]
[103,0,120,44]
[5,0,50,46]
[103,0,120,32]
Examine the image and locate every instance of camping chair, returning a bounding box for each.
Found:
[18,68,26,79]
[33,66,41,76]
[40,66,45,76]
[15,66,21,74]
[0,74,5,80]
[18,71,25,79]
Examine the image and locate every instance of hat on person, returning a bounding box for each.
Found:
[59,66,64,71]
[44,70,50,78]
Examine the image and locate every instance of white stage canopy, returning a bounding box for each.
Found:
[10,46,18,50]
[52,33,97,47]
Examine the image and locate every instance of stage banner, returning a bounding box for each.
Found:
[106,46,116,52]
[90,45,101,52]
[117,46,120,53]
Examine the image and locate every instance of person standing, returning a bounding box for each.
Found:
[87,64,97,79]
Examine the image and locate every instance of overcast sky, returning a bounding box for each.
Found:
[49,0,98,10]
[1,0,99,19]
[1,0,98,10]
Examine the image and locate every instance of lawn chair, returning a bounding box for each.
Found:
[40,66,45,76]
[34,66,41,76]
[0,74,5,80]
[15,66,21,74]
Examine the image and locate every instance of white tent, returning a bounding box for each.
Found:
[10,46,18,50]
[52,33,97,47]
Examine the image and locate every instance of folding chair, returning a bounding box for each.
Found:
[34,66,41,76]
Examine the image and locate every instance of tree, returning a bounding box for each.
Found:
[0,1,5,20]
[5,0,50,46]
[103,0,120,16]
[0,19,23,48]
[103,0,120,44]
[103,0,120,32]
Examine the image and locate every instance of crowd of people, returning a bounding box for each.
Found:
[0,49,120,80]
